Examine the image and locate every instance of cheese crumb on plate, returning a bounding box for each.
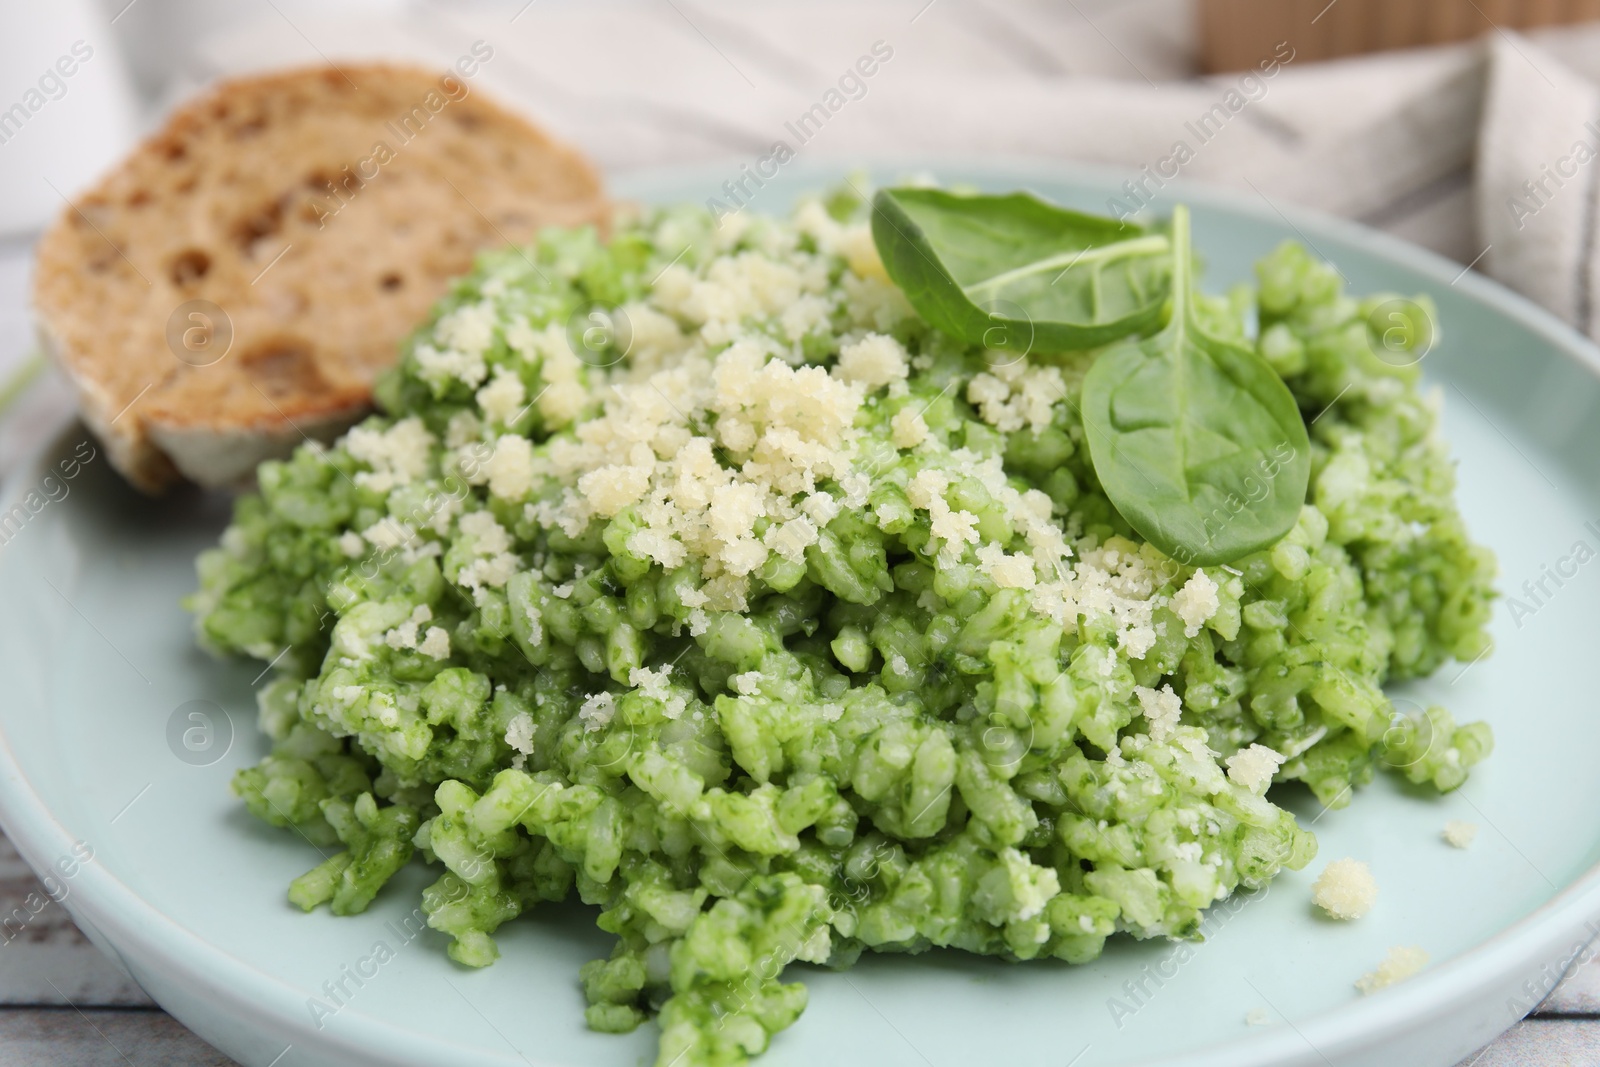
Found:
[1355,945,1430,994]
[1312,858,1377,920]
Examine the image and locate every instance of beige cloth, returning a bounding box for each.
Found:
[157,2,1600,346]
[1477,32,1600,335]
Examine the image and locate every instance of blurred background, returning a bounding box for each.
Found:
[10,0,1600,471]
[7,1,1600,1062]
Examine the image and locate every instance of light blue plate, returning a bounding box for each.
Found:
[3,161,1599,1067]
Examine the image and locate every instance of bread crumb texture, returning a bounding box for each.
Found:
[32,63,607,491]
[1311,857,1377,920]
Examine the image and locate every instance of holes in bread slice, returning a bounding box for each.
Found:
[169,249,211,287]
[304,168,337,195]
[232,198,285,256]
[305,167,364,205]
[241,338,326,399]
[33,63,610,492]
[298,168,362,230]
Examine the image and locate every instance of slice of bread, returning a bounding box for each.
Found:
[33,63,610,492]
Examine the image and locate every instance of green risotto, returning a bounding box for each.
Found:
[189,186,1495,1066]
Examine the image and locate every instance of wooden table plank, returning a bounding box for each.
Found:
[1541,941,1600,1015]
[2,1003,1599,1067]
[0,835,152,1008]
[1458,1018,1600,1066]
[0,1008,237,1066]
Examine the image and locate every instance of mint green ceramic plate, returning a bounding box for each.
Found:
[2,162,1598,1067]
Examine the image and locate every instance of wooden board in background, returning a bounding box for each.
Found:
[1199,0,1600,72]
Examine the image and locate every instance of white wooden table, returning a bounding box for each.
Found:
[4,3,1600,1063]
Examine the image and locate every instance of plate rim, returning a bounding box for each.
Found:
[3,157,1598,1067]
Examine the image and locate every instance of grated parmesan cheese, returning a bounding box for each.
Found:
[1134,684,1182,742]
[414,343,487,391]
[362,518,413,552]
[345,417,435,494]
[977,543,1037,589]
[417,626,451,660]
[578,692,617,732]
[965,363,1064,434]
[835,332,909,390]
[1355,945,1429,994]
[889,406,929,449]
[1312,858,1377,920]
[477,368,526,425]
[486,435,535,500]
[504,711,535,770]
[1226,744,1286,794]
[835,223,887,281]
[383,605,433,652]
[1170,569,1221,638]
[435,301,498,356]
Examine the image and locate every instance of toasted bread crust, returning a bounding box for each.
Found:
[33,63,609,491]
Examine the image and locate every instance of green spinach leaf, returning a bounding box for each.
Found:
[1079,205,1311,565]
[870,187,1171,354]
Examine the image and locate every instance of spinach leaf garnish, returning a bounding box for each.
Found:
[1079,205,1311,564]
[870,187,1171,354]
[868,188,1312,565]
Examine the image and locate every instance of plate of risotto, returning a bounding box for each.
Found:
[2,159,1598,1067]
